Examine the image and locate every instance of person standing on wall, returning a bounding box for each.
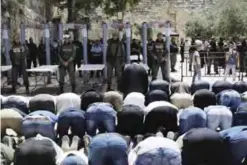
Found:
[10,40,29,94]
[58,35,76,93]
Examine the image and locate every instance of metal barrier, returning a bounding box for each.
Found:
[181,51,243,81]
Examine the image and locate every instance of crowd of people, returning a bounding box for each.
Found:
[1,74,247,165]
[2,30,247,94]
[185,37,247,79]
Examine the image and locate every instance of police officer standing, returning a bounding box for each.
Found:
[106,32,125,90]
[58,35,76,93]
[152,32,169,81]
[10,40,29,93]
[73,38,83,77]
[147,37,155,75]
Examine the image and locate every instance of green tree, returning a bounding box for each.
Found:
[212,0,247,38]
[185,0,247,39]
[103,0,141,21]
[185,14,214,39]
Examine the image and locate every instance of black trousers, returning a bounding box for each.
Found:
[90,55,103,77]
[27,58,37,69]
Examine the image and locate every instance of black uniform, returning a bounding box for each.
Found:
[152,39,169,81]
[10,43,29,93]
[58,42,76,93]
[74,40,83,77]
[147,39,155,75]
[208,39,218,74]
[38,41,46,65]
[27,41,38,69]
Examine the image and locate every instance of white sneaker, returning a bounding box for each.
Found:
[61,135,70,152]
[70,136,80,150]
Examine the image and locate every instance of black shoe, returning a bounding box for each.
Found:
[72,85,76,93]
[79,72,82,77]
[25,87,30,94]
[58,86,64,94]
[12,87,16,93]
[171,69,177,72]
[47,80,51,84]
[107,84,112,91]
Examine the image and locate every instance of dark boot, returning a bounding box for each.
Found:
[25,86,30,94]
[72,84,76,93]
[79,71,82,77]
[12,87,16,93]
[58,85,64,94]
[107,82,112,91]
[47,74,52,84]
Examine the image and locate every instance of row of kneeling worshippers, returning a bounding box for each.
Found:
[1,79,247,165]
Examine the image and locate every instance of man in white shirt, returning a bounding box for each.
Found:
[191,46,201,83]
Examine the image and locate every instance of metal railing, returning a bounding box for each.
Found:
[181,51,246,81]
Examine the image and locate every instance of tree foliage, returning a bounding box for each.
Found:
[103,0,141,20]
[185,14,213,39]
[185,0,247,39]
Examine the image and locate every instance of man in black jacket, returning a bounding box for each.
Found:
[27,37,38,69]
[38,39,46,66]
[170,37,179,72]
[208,37,218,74]
[73,38,83,77]
[180,38,185,62]
[152,33,169,81]
[106,32,125,90]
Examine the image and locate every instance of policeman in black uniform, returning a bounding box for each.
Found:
[152,32,169,81]
[58,35,76,93]
[147,38,155,75]
[73,38,83,77]
[10,40,29,93]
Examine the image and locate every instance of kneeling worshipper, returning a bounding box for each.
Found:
[182,128,232,165]
[13,134,63,165]
[21,110,57,140]
[204,105,233,131]
[87,133,129,165]
[128,136,181,165]
[220,126,247,165]
[144,101,178,135]
[178,106,207,135]
[85,103,117,136]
